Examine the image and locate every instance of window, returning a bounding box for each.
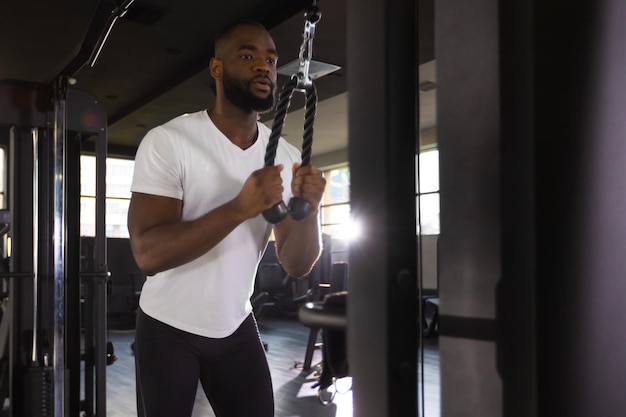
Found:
[320,151,440,240]
[80,155,134,238]
[416,149,440,235]
[320,166,358,240]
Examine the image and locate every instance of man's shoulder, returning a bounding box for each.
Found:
[160,110,207,131]
[140,110,207,150]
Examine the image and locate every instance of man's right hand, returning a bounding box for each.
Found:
[235,165,285,219]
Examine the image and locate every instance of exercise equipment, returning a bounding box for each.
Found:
[0,81,108,417]
[23,129,54,417]
[0,210,13,410]
[299,290,349,405]
[300,261,347,370]
[262,3,322,223]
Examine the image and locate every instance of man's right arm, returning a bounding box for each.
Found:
[127,165,286,276]
[127,192,247,276]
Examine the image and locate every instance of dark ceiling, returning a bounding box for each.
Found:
[1,0,434,158]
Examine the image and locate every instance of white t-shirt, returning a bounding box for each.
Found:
[130,110,301,338]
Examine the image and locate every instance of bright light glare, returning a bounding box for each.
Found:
[338,218,361,241]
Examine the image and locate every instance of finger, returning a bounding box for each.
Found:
[299,179,326,195]
[259,165,284,184]
[292,167,321,189]
[263,164,283,174]
[297,177,326,203]
[293,163,321,176]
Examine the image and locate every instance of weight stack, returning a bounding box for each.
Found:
[23,365,53,417]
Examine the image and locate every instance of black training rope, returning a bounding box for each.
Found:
[301,82,317,166]
[264,78,317,168]
[264,77,297,167]
[261,4,321,223]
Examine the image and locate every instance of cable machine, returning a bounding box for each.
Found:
[0,1,133,415]
[0,80,108,417]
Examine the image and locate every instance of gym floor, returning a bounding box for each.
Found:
[105,316,440,417]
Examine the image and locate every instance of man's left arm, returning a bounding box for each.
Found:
[273,163,326,278]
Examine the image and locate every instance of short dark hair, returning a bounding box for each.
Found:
[214,19,267,50]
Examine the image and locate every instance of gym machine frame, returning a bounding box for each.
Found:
[0,81,108,417]
[0,1,133,415]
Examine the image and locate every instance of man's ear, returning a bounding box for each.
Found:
[209,57,222,80]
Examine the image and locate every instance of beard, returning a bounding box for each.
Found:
[222,71,276,114]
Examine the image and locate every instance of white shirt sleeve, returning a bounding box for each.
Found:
[130,126,184,200]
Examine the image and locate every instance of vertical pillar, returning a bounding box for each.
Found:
[438,0,626,416]
[499,1,536,416]
[348,0,418,415]
[533,1,626,415]
[436,1,502,416]
[52,76,68,417]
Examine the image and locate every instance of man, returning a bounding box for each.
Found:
[127,20,326,417]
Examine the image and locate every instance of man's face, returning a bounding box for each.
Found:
[222,67,276,114]
[214,23,279,114]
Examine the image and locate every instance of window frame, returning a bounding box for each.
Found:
[416,148,440,236]
[80,154,134,238]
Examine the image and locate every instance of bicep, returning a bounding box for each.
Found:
[128,192,182,239]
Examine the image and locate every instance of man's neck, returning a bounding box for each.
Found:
[207,105,259,150]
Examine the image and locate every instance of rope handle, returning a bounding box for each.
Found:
[262,5,321,224]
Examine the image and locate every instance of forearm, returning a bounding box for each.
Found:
[130,165,288,276]
[131,200,247,276]
[275,214,322,278]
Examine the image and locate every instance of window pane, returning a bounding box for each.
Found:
[416,149,439,193]
[321,203,351,226]
[322,223,360,241]
[80,196,96,237]
[320,166,353,240]
[417,193,440,235]
[80,155,134,238]
[106,198,130,238]
[107,158,135,199]
[324,166,350,205]
[81,155,96,196]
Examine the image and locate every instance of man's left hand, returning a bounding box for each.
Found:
[291,163,326,214]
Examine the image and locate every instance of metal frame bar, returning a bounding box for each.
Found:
[52,76,68,417]
[347,0,419,415]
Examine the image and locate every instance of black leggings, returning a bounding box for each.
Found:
[135,309,274,417]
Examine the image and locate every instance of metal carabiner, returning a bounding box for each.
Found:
[295,5,322,91]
